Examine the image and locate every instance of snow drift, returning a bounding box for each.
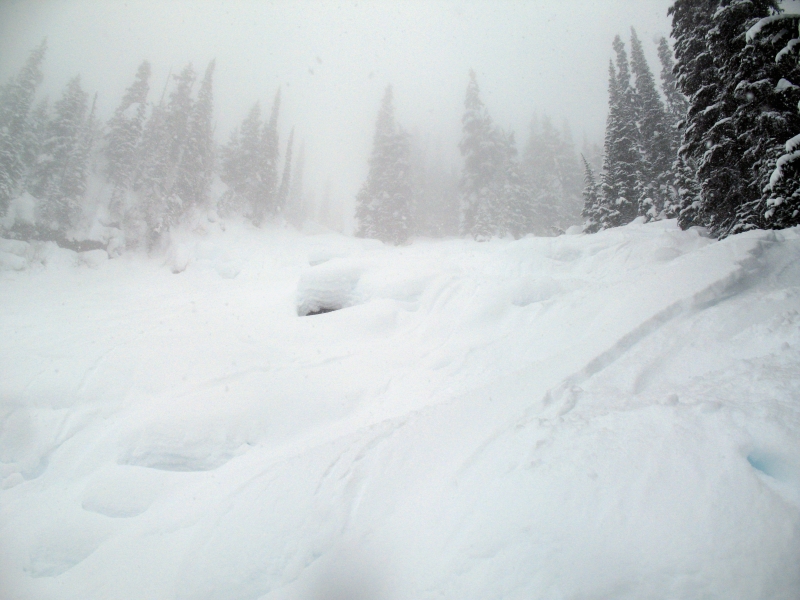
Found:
[0,219,799,600]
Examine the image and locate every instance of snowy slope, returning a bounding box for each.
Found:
[0,219,798,600]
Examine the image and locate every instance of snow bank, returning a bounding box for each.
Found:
[1,219,799,600]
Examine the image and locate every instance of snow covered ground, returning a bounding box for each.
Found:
[1,219,799,600]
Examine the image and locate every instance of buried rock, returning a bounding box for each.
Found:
[296,259,363,316]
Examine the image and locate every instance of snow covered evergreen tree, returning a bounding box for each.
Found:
[749,14,800,229]
[581,155,604,233]
[278,126,294,213]
[135,64,195,240]
[30,75,90,234]
[407,137,460,238]
[0,39,46,218]
[175,59,215,213]
[657,37,687,152]
[253,89,281,225]
[355,85,413,244]
[656,37,688,218]
[669,0,717,230]
[599,37,640,229]
[731,9,800,233]
[219,101,262,218]
[20,98,49,192]
[285,140,306,227]
[630,28,674,219]
[522,116,583,234]
[458,71,508,239]
[670,0,796,237]
[502,131,535,239]
[105,60,151,222]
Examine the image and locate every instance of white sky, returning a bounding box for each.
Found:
[1,0,682,221]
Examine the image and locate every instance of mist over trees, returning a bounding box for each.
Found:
[3,0,800,252]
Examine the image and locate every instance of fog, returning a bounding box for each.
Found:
[0,0,675,228]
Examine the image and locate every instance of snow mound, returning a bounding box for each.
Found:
[296,258,364,315]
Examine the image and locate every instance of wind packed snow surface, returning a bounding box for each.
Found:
[1,219,799,600]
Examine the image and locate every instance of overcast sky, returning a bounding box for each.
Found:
[1,0,686,223]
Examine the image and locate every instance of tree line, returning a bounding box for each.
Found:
[582,0,800,238]
[355,74,590,244]
[0,43,308,251]
[0,41,590,250]
[7,0,797,251]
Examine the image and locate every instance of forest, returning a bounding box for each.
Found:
[2,1,800,252]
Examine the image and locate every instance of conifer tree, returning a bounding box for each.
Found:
[656,37,687,218]
[669,0,722,230]
[599,39,640,229]
[749,14,800,229]
[31,75,89,233]
[278,126,294,213]
[407,137,461,238]
[286,140,306,227]
[458,70,506,239]
[670,0,789,237]
[175,59,215,212]
[555,122,585,227]
[522,116,583,233]
[220,101,262,217]
[581,155,603,233]
[253,89,281,225]
[728,7,800,233]
[136,63,195,238]
[0,39,46,217]
[657,38,687,149]
[106,60,151,221]
[523,116,560,234]
[355,85,413,244]
[630,28,674,219]
[502,131,534,239]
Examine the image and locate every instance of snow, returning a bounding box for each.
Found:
[745,14,799,43]
[1,219,799,599]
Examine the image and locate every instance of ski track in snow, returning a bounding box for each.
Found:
[0,220,799,599]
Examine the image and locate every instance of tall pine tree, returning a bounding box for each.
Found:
[253,89,281,225]
[0,39,46,218]
[175,59,215,213]
[458,70,507,239]
[749,14,800,228]
[277,126,294,213]
[630,28,674,219]
[670,0,793,237]
[599,37,640,229]
[30,75,89,234]
[106,60,151,223]
[355,85,413,244]
[220,101,262,218]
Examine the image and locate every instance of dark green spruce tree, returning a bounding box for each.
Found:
[750,13,800,228]
[670,0,797,237]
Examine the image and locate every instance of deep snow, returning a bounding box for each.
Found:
[0,219,799,600]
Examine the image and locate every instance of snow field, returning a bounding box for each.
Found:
[0,219,799,599]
